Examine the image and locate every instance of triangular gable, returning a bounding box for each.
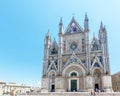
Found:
[90,56,103,70]
[50,39,59,54]
[47,60,57,73]
[50,39,58,49]
[91,37,99,45]
[52,39,58,49]
[65,17,84,34]
[64,52,86,70]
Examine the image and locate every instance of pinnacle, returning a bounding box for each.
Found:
[85,12,88,19]
[100,21,103,29]
[59,17,63,25]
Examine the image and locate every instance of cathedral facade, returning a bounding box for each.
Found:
[41,14,112,92]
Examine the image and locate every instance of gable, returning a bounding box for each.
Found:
[47,60,58,73]
[63,52,86,70]
[90,56,103,71]
[65,18,84,34]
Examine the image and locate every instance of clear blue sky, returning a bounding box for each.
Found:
[0,0,120,86]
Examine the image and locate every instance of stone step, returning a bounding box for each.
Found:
[18,92,120,96]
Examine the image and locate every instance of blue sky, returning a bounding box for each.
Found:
[0,0,120,86]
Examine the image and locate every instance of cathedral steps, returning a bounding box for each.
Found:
[18,92,120,96]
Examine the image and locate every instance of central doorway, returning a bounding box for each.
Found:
[71,80,77,91]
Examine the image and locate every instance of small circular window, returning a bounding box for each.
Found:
[70,42,77,50]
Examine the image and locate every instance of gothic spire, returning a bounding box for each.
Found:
[45,29,51,45]
[46,29,50,37]
[59,17,64,34]
[72,13,75,20]
[59,17,63,25]
[85,12,88,20]
[103,25,106,31]
[93,33,95,38]
[84,13,89,31]
[100,21,103,29]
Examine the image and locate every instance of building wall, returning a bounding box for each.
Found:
[112,72,120,92]
[0,82,6,95]
[0,81,31,95]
